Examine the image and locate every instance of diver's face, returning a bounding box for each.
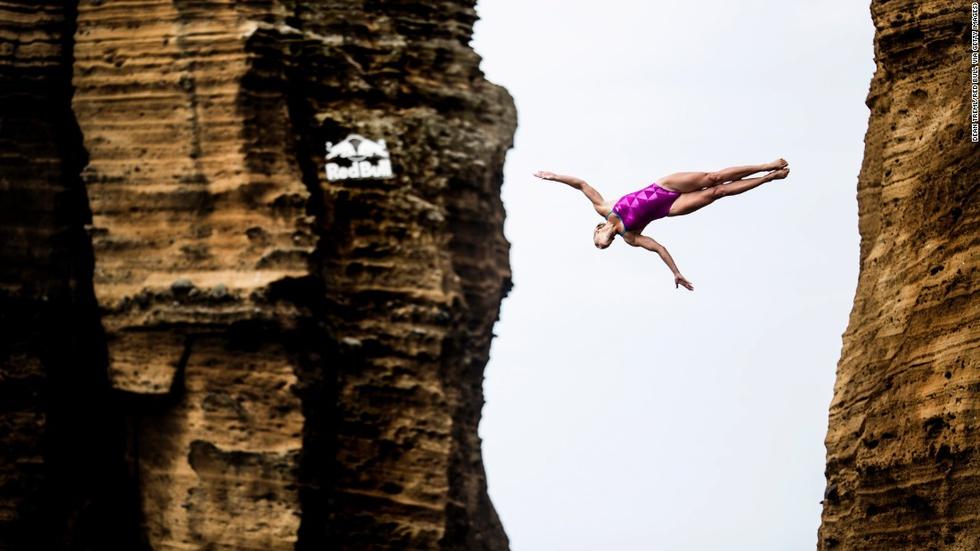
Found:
[593,224,612,249]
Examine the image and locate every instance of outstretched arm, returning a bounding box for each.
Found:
[534,171,607,215]
[622,233,695,291]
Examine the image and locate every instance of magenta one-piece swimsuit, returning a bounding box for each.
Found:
[607,182,681,234]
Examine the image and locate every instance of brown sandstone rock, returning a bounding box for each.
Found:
[1,1,515,549]
[818,1,979,549]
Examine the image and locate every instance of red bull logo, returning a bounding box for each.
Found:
[324,133,394,181]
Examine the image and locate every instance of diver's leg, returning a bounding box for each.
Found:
[719,167,789,196]
[666,168,789,216]
[657,159,787,193]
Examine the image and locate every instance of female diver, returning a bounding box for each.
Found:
[533,159,790,291]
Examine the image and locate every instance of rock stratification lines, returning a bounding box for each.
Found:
[818,1,979,549]
[0,1,516,549]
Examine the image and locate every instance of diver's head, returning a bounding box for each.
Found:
[593,222,616,249]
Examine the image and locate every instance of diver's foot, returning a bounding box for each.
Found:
[766,158,789,171]
[533,170,558,180]
[770,167,790,180]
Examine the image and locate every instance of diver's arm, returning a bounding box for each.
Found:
[622,233,694,291]
[533,171,606,214]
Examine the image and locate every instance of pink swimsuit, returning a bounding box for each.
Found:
[607,182,681,233]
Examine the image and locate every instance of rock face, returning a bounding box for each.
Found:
[0,1,516,549]
[818,1,979,549]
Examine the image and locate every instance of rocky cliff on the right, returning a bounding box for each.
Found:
[817,1,979,549]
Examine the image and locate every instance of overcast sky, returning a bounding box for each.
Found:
[471,2,874,549]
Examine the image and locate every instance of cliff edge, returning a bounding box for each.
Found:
[818,1,979,549]
[0,1,516,549]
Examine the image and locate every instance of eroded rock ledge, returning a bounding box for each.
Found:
[818,1,979,549]
[0,1,516,549]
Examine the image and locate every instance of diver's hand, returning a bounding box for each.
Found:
[533,171,559,181]
[674,273,694,291]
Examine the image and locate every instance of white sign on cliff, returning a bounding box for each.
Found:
[324,134,394,181]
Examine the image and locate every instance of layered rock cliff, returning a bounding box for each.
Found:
[0,1,516,549]
[818,1,979,549]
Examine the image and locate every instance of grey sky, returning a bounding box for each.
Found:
[471,1,874,550]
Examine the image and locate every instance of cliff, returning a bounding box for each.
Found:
[0,1,516,549]
[818,1,979,549]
